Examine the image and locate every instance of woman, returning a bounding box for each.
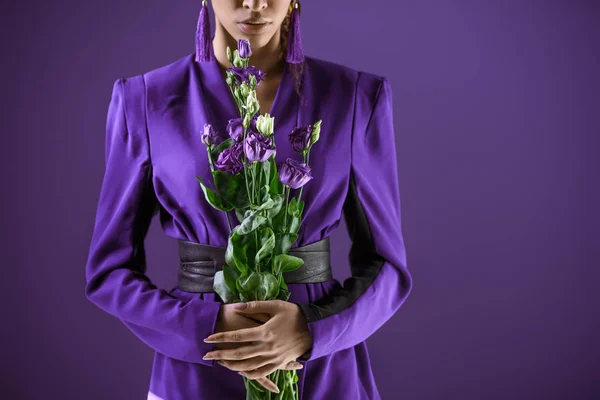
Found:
[84,0,413,399]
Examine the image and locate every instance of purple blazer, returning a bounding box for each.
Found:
[84,51,413,400]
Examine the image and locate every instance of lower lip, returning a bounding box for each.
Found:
[238,22,270,34]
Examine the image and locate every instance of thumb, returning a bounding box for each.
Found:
[234,300,282,315]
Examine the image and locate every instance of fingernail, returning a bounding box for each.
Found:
[232,303,247,309]
[203,355,213,360]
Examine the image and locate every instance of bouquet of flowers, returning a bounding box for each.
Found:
[196,39,321,399]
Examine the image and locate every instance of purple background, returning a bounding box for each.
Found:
[2,0,598,399]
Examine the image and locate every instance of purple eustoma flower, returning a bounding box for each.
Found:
[226,118,244,142]
[238,39,252,58]
[279,158,313,189]
[202,123,219,146]
[288,125,313,152]
[227,66,266,86]
[227,116,258,143]
[214,142,245,174]
[244,130,275,163]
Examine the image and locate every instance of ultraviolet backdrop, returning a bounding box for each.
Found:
[0,0,598,399]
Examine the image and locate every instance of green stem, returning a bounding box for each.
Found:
[225,212,232,232]
[297,150,311,202]
[273,370,284,400]
[251,163,257,203]
[283,186,290,231]
[243,127,253,206]
[257,162,262,200]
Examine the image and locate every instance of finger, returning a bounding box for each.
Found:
[235,300,285,315]
[217,355,272,372]
[204,325,266,344]
[241,362,281,380]
[223,357,301,375]
[238,374,280,394]
[241,312,271,324]
[254,377,280,394]
[204,342,270,362]
[281,361,303,371]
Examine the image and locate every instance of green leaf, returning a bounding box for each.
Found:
[235,208,246,224]
[274,232,297,255]
[268,157,284,195]
[277,276,291,301]
[277,289,291,301]
[213,271,240,303]
[236,209,268,236]
[225,230,249,274]
[213,170,250,209]
[261,157,272,179]
[265,194,284,219]
[222,263,240,294]
[288,214,302,235]
[196,176,233,211]
[274,254,304,275]
[238,271,261,299]
[271,203,287,233]
[251,195,275,212]
[279,275,288,291]
[237,271,280,301]
[255,227,275,266]
[260,272,280,300]
[287,197,299,215]
[297,199,305,215]
[210,138,235,160]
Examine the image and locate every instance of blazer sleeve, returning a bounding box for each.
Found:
[294,76,413,362]
[84,77,222,367]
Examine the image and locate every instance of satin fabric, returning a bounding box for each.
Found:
[84,51,413,400]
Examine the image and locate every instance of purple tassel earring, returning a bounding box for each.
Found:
[195,0,214,62]
[285,0,305,64]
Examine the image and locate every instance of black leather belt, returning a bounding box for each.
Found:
[177,237,333,293]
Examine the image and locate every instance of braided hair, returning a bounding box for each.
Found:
[280,2,305,104]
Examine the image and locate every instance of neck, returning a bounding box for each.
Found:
[212,23,285,76]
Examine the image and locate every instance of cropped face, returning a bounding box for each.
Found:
[212,0,292,48]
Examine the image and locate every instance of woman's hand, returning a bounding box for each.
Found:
[202,300,314,381]
[210,303,304,393]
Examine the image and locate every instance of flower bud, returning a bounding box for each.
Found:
[226,72,235,87]
[243,113,252,129]
[239,82,250,99]
[233,50,244,68]
[226,46,233,64]
[245,90,260,116]
[238,39,252,59]
[256,114,275,137]
[310,120,322,147]
[201,124,218,147]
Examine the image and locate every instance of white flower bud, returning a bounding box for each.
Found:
[246,90,260,116]
[256,113,275,137]
[311,120,322,146]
